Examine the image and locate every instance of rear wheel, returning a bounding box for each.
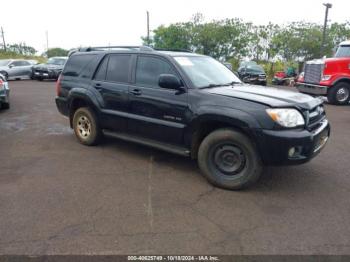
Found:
[327,82,350,105]
[73,107,101,146]
[198,129,262,190]
[1,102,10,110]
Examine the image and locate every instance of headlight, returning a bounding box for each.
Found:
[266,108,305,128]
[321,75,331,81]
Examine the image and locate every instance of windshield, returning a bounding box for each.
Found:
[174,56,241,88]
[246,65,265,74]
[47,58,67,65]
[0,60,11,66]
[335,45,350,58]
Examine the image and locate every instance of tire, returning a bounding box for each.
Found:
[1,102,10,110]
[198,128,262,190]
[72,107,101,146]
[327,82,350,105]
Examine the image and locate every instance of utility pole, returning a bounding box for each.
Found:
[1,27,6,51]
[321,3,332,56]
[146,11,150,45]
[46,30,49,57]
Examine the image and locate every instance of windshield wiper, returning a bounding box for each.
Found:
[223,81,241,86]
[199,83,232,89]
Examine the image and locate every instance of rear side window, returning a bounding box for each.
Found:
[136,56,176,88]
[63,54,96,77]
[105,55,131,83]
[94,56,108,81]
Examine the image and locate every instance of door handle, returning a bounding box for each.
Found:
[130,89,142,96]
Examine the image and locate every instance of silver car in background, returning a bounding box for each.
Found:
[0,59,34,80]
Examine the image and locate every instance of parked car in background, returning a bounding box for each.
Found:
[55,46,330,190]
[0,73,10,109]
[272,67,297,85]
[32,57,68,81]
[297,40,350,105]
[237,61,267,86]
[0,59,34,80]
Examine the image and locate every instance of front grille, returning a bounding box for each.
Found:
[304,63,323,84]
[307,105,325,131]
[34,69,48,73]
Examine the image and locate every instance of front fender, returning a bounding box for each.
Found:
[184,105,263,149]
[192,106,262,129]
[331,76,350,86]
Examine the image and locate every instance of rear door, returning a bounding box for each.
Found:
[92,54,132,132]
[127,55,189,146]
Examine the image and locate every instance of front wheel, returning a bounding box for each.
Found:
[198,129,262,190]
[73,107,101,146]
[327,83,350,105]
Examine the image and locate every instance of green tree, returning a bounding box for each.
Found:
[45,47,69,58]
[7,42,36,56]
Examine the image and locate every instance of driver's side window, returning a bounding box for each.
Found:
[136,56,177,88]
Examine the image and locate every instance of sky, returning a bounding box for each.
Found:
[1,0,349,54]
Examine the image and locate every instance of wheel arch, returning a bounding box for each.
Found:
[331,77,350,87]
[68,91,101,128]
[187,113,260,159]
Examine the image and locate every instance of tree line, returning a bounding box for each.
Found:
[142,13,350,70]
[1,43,68,58]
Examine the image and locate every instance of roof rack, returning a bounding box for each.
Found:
[154,48,192,53]
[68,46,154,56]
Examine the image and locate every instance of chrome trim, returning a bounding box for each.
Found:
[296,83,328,95]
[312,119,329,136]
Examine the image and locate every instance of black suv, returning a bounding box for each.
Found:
[55,46,330,190]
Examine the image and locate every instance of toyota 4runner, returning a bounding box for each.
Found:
[55,46,330,190]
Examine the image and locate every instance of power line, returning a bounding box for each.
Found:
[1,26,6,52]
[46,30,49,57]
[146,11,150,45]
[321,3,332,56]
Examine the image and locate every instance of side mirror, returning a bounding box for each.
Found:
[9,64,14,68]
[158,74,184,90]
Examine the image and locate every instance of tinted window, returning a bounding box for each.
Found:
[94,56,108,81]
[12,61,23,66]
[105,55,131,83]
[136,56,176,88]
[21,61,31,66]
[63,55,95,77]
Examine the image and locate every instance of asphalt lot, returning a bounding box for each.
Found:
[0,80,350,255]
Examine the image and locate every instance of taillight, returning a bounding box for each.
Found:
[56,75,62,96]
[0,79,3,90]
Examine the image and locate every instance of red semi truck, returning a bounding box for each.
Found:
[297,40,350,105]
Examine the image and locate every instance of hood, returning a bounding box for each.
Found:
[205,84,322,109]
[0,66,9,70]
[33,63,63,70]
